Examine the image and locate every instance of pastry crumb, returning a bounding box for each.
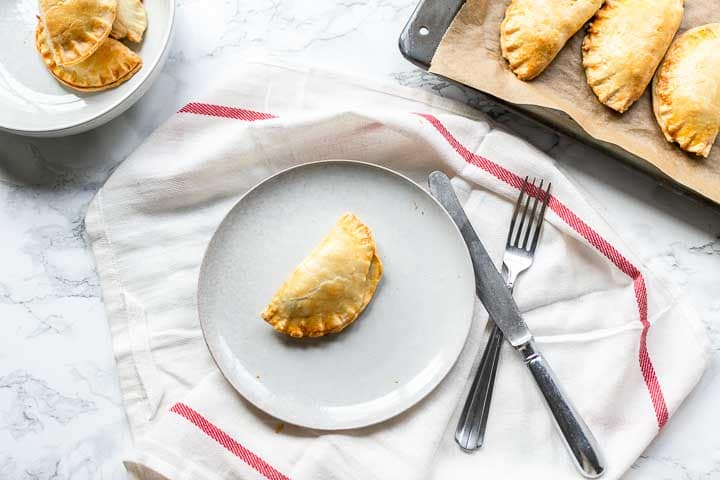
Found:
[275,423,285,434]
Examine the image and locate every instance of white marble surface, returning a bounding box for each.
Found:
[0,1,718,478]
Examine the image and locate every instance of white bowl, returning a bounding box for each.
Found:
[0,0,175,137]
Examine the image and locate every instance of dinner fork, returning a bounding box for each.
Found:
[455,176,551,451]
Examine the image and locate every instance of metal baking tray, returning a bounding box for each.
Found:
[399,0,714,207]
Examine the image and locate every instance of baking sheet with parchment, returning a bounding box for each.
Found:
[430,0,720,203]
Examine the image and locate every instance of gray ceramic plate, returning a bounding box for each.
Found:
[198,160,475,430]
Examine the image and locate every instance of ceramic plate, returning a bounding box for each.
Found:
[198,161,475,430]
[0,0,174,137]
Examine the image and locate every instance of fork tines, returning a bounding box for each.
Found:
[507,177,551,253]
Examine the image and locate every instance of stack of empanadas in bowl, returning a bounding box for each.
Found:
[35,0,147,92]
[499,0,720,157]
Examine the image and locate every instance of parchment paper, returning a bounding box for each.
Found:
[430,0,720,204]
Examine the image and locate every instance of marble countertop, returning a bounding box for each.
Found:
[1,1,718,478]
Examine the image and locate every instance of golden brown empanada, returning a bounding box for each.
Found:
[111,0,147,43]
[500,0,604,81]
[38,0,117,66]
[582,0,684,113]
[261,213,383,338]
[653,24,720,158]
[36,22,142,92]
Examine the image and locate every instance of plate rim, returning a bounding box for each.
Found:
[197,160,476,430]
[0,0,176,136]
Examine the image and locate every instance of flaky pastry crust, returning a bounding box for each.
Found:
[653,24,720,157]
[36,21,142,92]
[582,0,684,113]
[261,213,383,338]
[39,0,117,66]
[501,0,604,81]
[111,0,147,43]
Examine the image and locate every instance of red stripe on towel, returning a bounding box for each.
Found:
[416,112,669,428]
[179,102,278,121]
[170,402,291,480]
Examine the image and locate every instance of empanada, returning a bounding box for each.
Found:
[38,0,117,66]
[36,22,142,92]
[500,0,604,81]
[582,0,684,113]
[261,213,383,338]
[653,24,720,158]
[111,0,147,43]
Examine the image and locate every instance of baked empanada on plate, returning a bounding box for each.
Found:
[653,24,720,158]
[36,22,142,92]
[38,0,117,66]
[500,0,604,81]
[261,213,383,338]
[111,0,147,43]
[582,0,684,113]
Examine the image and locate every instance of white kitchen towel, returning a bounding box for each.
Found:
[85,61,710,480]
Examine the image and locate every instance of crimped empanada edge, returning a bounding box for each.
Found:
[35,21,142,92]
[581,2,634,113]
[499,3,545,81]
[653,25,719,158]
[41,1,117,66]
[110,0,148,43]
[260,213,382,338]
[583,0,684,113]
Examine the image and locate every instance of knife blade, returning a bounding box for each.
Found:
[429,171,605,478]
[428,171,531,347]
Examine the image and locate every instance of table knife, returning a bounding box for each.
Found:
[428,171,605,478]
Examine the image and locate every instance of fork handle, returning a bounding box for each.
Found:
[473,323,504,441]
[454,323,503,450]
[518,340,605,478]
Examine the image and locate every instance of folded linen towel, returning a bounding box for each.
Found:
[84,61,710,480]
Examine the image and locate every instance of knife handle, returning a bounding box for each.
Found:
[518,341,605,478]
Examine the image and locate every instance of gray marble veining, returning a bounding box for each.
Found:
[0,371,96,438]
[0,0,719,478]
